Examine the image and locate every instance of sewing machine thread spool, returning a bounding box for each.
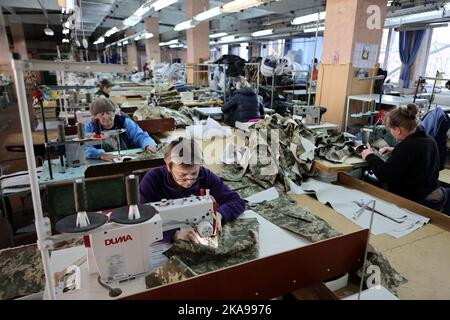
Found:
[94,118,101,136]
[74,179,87,213]
[126,175,139,206]
[77,123,85,140]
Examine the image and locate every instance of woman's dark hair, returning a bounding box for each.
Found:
[97,78,113,89]
[384,104,419,131]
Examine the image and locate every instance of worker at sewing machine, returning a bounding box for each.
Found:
[361,104,445,212]
[139,137,245,243]
[221,79,265,127]
[84,97,157,161]
[95,78,113,99]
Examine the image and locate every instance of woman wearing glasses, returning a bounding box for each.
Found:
[139,137,246,243]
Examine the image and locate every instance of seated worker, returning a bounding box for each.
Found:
[139,137,246,243]
[361,104,444,211]
[221,80,264,127]
[85,97,157,160]
[95,78,113,98]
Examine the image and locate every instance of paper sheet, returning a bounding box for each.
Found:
[301,179,429,237]
[245,187,279,204]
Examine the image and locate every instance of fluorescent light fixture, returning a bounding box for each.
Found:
[174,19,196,31]
[159,39,179,46]
[385,10,445,27]
[123,40,129,45]
[194,6,223,22]
[222,0,264,13]
[105,26,119,37]
[143,32,154,39]
[93,36,105,45]
[62,38,69,43]
[210,32,227,38]
[151,0,179,12]
[220,35,235,42]
[123,15,142,27]
[133,3,151,17]
[169,43,184,48]
[62,28,70,35]
[292,11,326,25]
[251,29,273,37]
[303,26,325,33]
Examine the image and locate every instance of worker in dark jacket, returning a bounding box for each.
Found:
[361,104,445,212]
[221,80,264,127]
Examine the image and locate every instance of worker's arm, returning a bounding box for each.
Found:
[221,95,238,113]
[206,168,245,222]
[123,118,157,150]
[366,145,410,184]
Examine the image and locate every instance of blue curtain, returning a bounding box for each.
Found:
[399,30,425,88]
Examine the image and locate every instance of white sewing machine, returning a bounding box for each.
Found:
[84,190,217,283]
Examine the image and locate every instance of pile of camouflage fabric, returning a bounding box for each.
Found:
[133,105,195,128]
[220,114,368,192]
[155,86,183,109]
[145,218,260,290]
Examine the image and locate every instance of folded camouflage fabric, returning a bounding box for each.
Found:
[133,106,194,128]
[250,195,342,242]
[145,256,197,290]
[163,218,259,275]
[0,244,44,300]
[133,143,168,161]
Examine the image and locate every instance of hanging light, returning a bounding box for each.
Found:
[44,24,54,36]
[62,28,70,35]
[292,11,326,25]
[151,0,179,12]
[62,38,70,43]
[194,6,223,22]
[174,19,196,31]
[251,29,273,37]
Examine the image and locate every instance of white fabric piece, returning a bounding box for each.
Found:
[186,117,232,140]
[301,179,429,237]
[245,187,279,204]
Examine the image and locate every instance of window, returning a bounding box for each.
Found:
[384,30,402,83]
[290,36,323,66]
[425,25,450,80]
[378,28,390,67]
[260,40,285,57]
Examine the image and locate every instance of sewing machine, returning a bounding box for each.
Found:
[85,192,217,283]
[56,176,218,284]
[292,105,322,125]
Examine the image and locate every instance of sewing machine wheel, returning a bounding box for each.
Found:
[55,212,108,233]
[110,204,157,225]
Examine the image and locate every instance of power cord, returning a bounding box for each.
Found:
[97,275,122,298]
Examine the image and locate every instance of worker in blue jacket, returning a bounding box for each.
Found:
[85,97,157,160]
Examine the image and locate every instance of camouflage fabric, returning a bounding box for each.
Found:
[163,218,259,275]
[133,106,194,128]
[356,251,408,296]
[134,143,168,161]
[0,244,44,300]
[145,256,197,290]
[250,195,342,242]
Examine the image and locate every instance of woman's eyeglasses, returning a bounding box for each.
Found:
[173,172,199,182]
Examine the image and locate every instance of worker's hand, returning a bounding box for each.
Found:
[361,143,374,160]
[379,146,394,155]
[99,153,117,161]
[145,145,156,153]
[215,212,223,235]
[174,228,207,244]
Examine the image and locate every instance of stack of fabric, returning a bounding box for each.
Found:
[155,86,183,109]
[133,105,195,128]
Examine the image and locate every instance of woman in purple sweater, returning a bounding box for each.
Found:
[139,137,245,243]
